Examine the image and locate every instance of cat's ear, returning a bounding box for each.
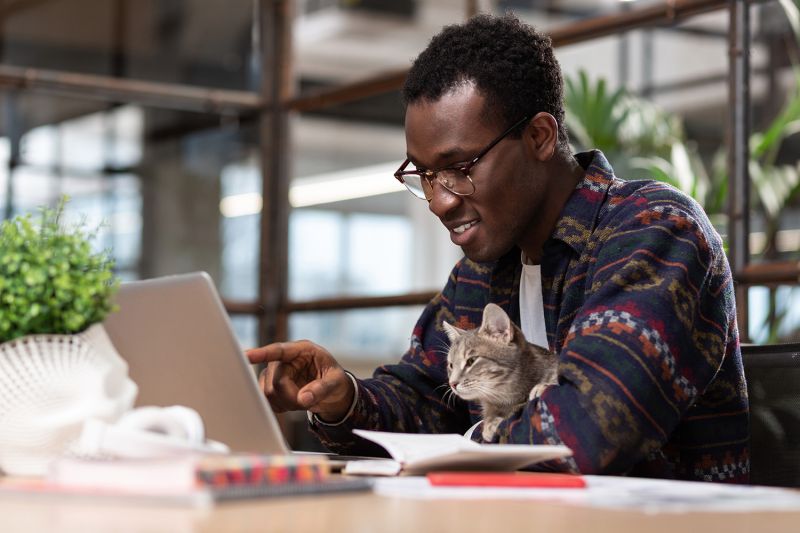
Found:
[479,303,513,345]
[442,321,466,343]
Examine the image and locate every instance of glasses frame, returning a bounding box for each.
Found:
[394,115,531,201]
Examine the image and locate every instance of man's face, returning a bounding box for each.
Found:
[404,84,549,263]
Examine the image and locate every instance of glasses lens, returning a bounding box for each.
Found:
[399,173,429,200]
[438,169,474,196]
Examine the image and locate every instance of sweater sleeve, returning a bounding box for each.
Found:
[494,186,735,475]
[309,260,474,455]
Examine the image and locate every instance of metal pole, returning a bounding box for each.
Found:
[737,261,800,285]
[2,91,20,220]
[256,0,292,346]
[111,0,128,80]
[728,0,751,340]
[551,0,733,47]
[641,30,655,98]
[618,1,631,88]
[0,0,54,23]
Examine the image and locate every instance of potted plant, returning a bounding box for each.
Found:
[0,198,137,476]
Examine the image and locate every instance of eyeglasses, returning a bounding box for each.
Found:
[394,115,531,201]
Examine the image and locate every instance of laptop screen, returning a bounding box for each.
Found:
[103,272,289,455]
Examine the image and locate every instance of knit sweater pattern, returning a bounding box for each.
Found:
[312,150,749,482]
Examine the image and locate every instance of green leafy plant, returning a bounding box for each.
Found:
[0,198,118,343]
[564,69,685,178]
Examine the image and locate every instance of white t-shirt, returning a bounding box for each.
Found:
[464,259,549,439]
[519,255,548,349]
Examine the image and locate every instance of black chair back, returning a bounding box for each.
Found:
[743,343,800,487]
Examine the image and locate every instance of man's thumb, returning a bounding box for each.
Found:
[298,381,326,408]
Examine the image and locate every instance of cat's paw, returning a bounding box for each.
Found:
[481,417,502,441]
[529,383,550,400]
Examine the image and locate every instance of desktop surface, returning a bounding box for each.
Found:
[2,479,800,533]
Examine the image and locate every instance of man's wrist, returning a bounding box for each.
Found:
[307,371,358,427]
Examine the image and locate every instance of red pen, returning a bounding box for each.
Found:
[427,471,586,489]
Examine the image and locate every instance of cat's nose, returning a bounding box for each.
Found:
[449,381,459,390]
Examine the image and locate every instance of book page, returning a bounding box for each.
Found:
[343,459,403,476]
[352,429,573,475]
[352,430,477,463]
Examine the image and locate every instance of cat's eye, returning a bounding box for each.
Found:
[466,356,477,367]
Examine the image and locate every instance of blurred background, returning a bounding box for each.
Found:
[1,1,799,375]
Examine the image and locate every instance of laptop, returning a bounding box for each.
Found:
[103,272,291,455]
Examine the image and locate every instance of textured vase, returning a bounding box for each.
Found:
[0,324,138,476]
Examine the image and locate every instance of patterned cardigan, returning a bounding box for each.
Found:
[311,150,749,483]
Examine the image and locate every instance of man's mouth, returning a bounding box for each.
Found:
[453,220,478,234]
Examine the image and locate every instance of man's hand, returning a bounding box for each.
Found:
[246,340,354,423]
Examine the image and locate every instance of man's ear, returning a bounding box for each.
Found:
[524,112,559,161]
[442,321,466,343]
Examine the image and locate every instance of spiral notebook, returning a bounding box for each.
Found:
[1,454,372,507]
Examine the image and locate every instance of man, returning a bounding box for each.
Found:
[248,14,749,482]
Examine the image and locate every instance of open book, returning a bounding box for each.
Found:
[343,429,573,476]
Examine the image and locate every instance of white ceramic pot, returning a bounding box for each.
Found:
[0,323,138,476]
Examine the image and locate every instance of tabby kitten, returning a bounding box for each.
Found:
[443,303,558,441]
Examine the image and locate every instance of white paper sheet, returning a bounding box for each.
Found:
[371,475,800,513]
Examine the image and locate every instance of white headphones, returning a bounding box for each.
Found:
[73,406,229,459]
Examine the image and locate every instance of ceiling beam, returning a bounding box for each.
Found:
[0,63,262,113]
[0,0,753,116]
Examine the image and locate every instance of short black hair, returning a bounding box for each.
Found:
[402,14,568,148]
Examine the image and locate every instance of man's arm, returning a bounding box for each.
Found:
[310,259,475,454]
[494,185,736,475]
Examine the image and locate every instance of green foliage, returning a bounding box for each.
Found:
[564,70,685,178]
[564,71,630,156]
[564,69,726,218]
[0,198,118,343]
[565,63,800,228]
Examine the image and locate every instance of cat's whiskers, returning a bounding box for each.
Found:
[443,388,458,409]
[471,382,509,404]
[434,382,451,400]
[433,350,451,362]
[447,389,458,409]
[435,382,459,409]
[434,337,452,351]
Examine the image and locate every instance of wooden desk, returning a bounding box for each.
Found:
[2,489,800,533]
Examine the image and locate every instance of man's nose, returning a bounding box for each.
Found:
[427,179,461,219]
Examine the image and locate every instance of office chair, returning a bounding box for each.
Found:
[742,343,800,487]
